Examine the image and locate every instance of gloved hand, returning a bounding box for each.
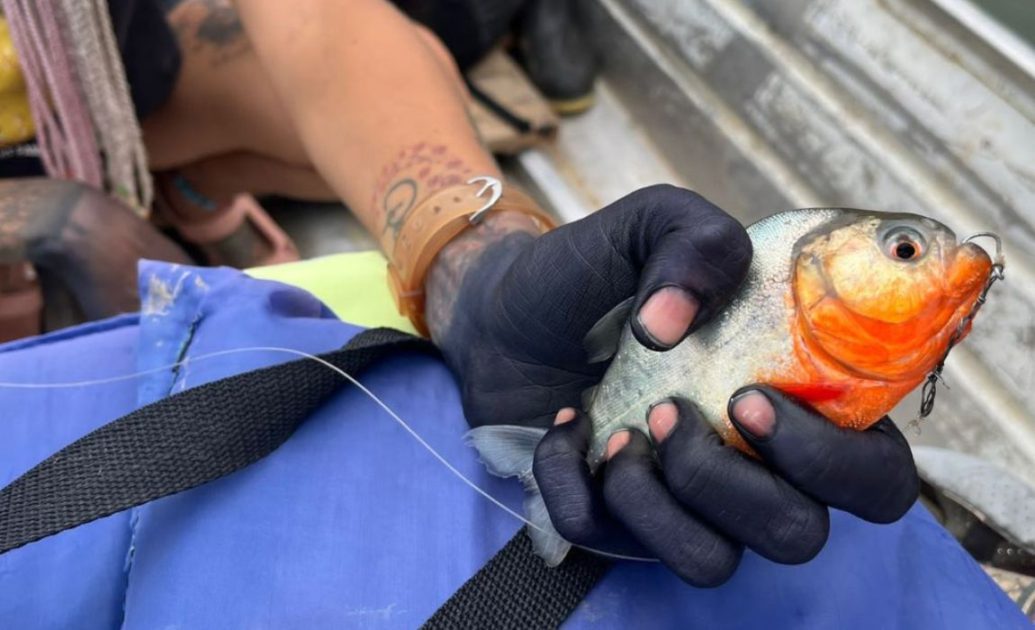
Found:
[432,184,919,585]
[534,396,917,585]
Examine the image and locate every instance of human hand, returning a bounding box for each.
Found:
[426,184,917,585]
[427,184,752,427]
[533,393,918,585]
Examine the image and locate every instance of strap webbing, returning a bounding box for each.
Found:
[423,529,612,630]
[0,327,431,554]
[0,326,608,627]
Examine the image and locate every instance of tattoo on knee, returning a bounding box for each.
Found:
[171,0,250,68]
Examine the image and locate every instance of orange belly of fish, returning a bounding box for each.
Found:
[721,320,925,456]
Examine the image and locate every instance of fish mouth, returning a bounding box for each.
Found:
[961,232,1004,271]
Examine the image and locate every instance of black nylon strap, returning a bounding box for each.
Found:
[422,529,612,630]
[465,78,535,135]
[0,326,608,627]
[0,327,432,554]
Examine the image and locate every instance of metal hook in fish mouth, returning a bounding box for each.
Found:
[912,231,1006,429]
[963,232,1006,271]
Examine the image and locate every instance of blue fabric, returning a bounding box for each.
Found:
[0,261,1027,629]
[0,315,139,629]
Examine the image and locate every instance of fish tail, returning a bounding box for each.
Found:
[465,425,572,566]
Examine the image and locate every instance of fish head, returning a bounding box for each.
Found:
[792,211,993,383]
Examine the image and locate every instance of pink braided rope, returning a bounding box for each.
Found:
[3,0,60,174]
[2,0,102,187]
[33,0,101,183]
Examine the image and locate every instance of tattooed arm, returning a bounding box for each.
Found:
[424,211,542,340]
[232,0,501,238]
[231,0,542,337]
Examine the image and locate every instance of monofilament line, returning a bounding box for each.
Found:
[0,345,657,563]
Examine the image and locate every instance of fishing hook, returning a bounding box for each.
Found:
[466,176,503,224]
[913,232,1005,429]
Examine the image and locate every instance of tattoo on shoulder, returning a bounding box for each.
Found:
[170,0,250,68]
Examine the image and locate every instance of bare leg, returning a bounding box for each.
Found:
[142,0,310,169]
[152,151,336,267]
[140,1,474,268]
[142,1,474,172]
[143,0,472,199]
[173,151,336,205]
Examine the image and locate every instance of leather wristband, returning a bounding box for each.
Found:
[387,177,555,336]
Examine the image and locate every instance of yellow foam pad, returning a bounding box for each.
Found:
[246,251,417,334]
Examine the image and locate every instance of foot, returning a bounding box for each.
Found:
[155,171,298,268]
[394,0,525,70]
[514,0,597,115]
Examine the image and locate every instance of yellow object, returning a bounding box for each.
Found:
[246,250,418,334]
[549,93,596,117]
[0,18,36,147]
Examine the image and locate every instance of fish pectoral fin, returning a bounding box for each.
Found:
[464,425,548,478]
[580,385,599,411]
[583,296,635,364]
[465,425,573,565]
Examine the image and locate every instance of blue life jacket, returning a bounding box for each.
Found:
[0,262,1026,629]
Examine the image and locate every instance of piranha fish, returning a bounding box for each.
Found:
[468,208,998,565]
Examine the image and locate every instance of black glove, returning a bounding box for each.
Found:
[435,185,919,585]
[437,184,752,427]
[533,394,917,585]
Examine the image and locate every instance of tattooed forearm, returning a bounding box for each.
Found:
[424,210,541,340]
[381,178,418,241]
[373,143,477,250]
[170,0,250,68]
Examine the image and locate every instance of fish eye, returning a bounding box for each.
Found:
[882,227,926,262]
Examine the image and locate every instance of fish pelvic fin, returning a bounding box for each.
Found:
[465,425,573,566]
[583,296,635,364]
[771,381,850,404]
[581,385,599,411]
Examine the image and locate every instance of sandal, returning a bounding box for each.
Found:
[0,261,42,342]
[155,174,300,268]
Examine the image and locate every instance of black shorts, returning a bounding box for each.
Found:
[0,0,181,178]
[110,0,182,120]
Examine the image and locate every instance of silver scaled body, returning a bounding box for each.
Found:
[585,209,839,466]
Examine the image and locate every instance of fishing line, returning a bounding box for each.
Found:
[0,346,281,388]
[0,345,658,564]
